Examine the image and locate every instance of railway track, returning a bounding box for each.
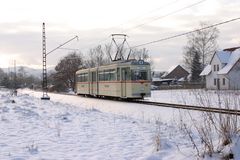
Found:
[28,90,240,116]
[60,93,240,116]
[133,100,240,116]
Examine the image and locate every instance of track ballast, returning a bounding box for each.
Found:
[43,92,240,116]
[132,100,240,116]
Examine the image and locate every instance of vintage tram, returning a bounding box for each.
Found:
[75,59,151,99]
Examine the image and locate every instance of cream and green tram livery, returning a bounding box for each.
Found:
[75,60,151,99]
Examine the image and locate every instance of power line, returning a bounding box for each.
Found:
[131,17,240,48]
[47,36,78,56]
[114,0,180,30]
[59,37,110,52]
[73,0,182,51]
[58,48,81,51]
[73,0,207,51]
[124,0,208,32]
[81,0,205,49]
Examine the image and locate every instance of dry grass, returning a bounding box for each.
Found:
[153,120,161,152]
[179,90,240,158]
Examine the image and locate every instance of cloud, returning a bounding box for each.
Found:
[0,0,239,71]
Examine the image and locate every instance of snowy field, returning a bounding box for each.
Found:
[0,89,196,160]
[1,88,239,159]
[148,89,240,109]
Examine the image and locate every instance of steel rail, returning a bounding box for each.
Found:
[132,100,240,116]
[32,90,240,116]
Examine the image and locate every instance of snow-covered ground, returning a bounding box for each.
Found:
[148,89,240,109]
[0,89,196,160]
[1,88,239,159]
[20,89,204,123]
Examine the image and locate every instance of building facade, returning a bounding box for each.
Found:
[200,47,240,90]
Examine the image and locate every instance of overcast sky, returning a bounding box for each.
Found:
[0,0,239,71]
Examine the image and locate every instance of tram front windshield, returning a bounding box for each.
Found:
[131,70,148,80]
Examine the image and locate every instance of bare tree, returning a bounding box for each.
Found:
[103,44,114,63]
[17,66,27,87]
[86,44,153,70]
[53,52,83,91]
[131,48,154,70]
[0,68,5,85]
[131,48,150,61]
[183,22,219,70]
[86,45,111,68]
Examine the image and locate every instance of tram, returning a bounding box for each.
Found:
[75,59,151,99]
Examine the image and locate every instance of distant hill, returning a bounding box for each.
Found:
[2,66,55,78]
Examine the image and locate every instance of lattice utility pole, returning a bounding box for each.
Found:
[41,22,50,100]
[40,22,78,100]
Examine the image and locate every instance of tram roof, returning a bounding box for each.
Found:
[76,59,150,74]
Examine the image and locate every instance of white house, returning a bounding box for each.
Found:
[200,47,240,90]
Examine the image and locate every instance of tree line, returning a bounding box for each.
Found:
[0,67,41,89]
[0,44,151,92]
[0,21,219,91]
[183,22,219,82]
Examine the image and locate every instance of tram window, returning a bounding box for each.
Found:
[84,73,88,81]
[77,73,88,82]
[98,71,104,81]
[77,74,82,82]
[117,68,120,81]
[131,70,148,80]
[92,72,96,82]
[122,68,130,80]
[109,69,116,81]
[85,73,88,82]
[105,69,116,81]
[126,68,131,80]
[98,69,116,81]
[105,70,110,81]
[105,71,109,81]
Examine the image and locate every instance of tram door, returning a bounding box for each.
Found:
[121,68,128,97]
[91,71,97,95]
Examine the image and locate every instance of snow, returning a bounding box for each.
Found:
[21,89,186,123]
[1,88,240,159]
[231,136,240,159]
[202,48,240,75]
[0,89,196,160]
[200,64,211,76]
[152,78,175,84]
[218,49,240,74]
[216,51,231,64]
[148,89,240,109]
[178,77,185,81]
[152,77,161,82]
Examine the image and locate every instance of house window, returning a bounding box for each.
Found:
[213,65,216,71]
[217,65,219,71]
[214,78,216,85]
[223,78,225,85]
